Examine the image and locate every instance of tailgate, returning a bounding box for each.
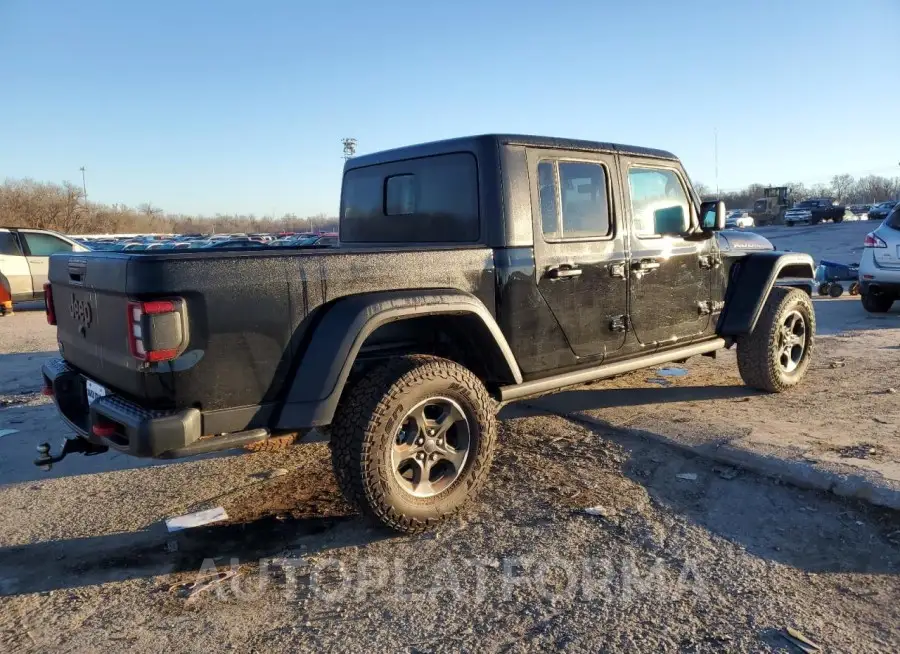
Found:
[873,227,900,270]
[49,253,147,398]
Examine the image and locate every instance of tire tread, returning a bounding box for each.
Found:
[329,355,496,534]
[737,287,815,393]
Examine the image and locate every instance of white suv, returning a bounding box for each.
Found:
[0,228,88,302]
[858,206,900,313]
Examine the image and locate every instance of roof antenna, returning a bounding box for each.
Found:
[714,128,719,197]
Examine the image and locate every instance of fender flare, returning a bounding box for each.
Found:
[276,289,522,429]
[717,251,815,337]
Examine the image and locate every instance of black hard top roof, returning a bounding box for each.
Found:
[345,134,678,170]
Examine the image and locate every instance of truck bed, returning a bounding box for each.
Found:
[48,246,495,430]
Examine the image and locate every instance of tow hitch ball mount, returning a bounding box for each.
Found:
[34,438,108,470]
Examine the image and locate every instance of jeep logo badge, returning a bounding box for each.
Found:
[69,295,93,330]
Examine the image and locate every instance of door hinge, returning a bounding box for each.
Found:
[697,300,725,315]
[698,254,722,269]
[608,262,626,279]
[609,315,629,332]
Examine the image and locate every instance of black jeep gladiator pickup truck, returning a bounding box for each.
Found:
[40,134,815,533]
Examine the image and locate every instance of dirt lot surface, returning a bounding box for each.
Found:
[1,223,898,652]
[532,295,900,508]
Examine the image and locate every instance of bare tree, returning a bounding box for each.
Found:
[830,174,854,202]
[693,182,712,199]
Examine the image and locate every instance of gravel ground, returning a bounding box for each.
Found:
[1,225,898,652]
[1,411,898,653]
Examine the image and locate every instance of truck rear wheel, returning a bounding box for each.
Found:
[737,287,815,393]
[330,355,497,534]
[861,293,894,313]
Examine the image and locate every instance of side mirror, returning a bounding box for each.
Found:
[700,200,726,231]
[653,205,689,236]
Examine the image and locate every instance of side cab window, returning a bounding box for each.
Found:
[626,167,692,238]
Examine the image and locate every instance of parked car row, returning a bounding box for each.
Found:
[723,199,898,230]
[1,227,342,305]
[74,231,340,252]
[867,201,899,221]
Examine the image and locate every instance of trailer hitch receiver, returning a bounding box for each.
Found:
[34,438,108,470]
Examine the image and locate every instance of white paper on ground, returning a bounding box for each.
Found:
[165,507,228,533]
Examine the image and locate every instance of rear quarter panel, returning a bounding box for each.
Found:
[53,247,495,413]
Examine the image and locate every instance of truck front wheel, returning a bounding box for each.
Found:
[330,355,497,534]
[737,287,815,392]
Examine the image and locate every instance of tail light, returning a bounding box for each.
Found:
[43,282,57,325]
[864,232,887,248]
[127,298,187,362]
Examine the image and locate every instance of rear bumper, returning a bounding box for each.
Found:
[858,249,900,292]
[43,358,203,458]
[860,280,900,296]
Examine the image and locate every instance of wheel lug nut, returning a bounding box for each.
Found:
[428,429,435,436]
[417,452,424,460]
[430,453,437,461]
[416,438,424,445]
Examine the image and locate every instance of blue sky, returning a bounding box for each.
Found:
[1,0,898,217]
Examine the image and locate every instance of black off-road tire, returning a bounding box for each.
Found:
[737,287,815,393]
[329,355,497,534]
[829,283,843,298]
[817,283,831,296]
[861,293,894,313]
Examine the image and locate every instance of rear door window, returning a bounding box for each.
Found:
[20,232,74,256]
[538,160,611,239]
[885,205,900,230]
[341,152,479,243]
[0,232,23,256]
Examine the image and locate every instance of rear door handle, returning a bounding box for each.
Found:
[631,259,661,279]
[547,266,582,279]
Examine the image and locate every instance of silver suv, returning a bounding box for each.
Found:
[858,204,900,312]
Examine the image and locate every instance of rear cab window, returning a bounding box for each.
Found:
[340,152,479,243]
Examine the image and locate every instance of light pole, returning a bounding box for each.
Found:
[79,166,87,202]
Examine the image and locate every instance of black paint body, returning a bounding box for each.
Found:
[46,134,813,442]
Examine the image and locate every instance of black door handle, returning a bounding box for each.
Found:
[547,266,582,279]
